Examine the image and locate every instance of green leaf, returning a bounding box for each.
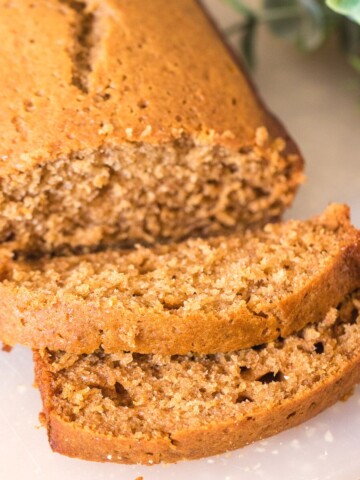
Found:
[224,0,255,18]
[326,0,360,23]
[224,0,360,80]
[339,16,360,55]
[223,1,259,67]
[349,54,360,71]
[242,17,258,68]
[264,0,327,51]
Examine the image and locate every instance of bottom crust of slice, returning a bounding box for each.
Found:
[34,291,360,465]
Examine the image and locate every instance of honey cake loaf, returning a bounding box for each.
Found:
[34,290,360,464]
[0,0,303,256]
[1,204,359,354]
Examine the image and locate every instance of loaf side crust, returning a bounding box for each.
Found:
[33,292,360,464]
[36,357,360,464]
[1,204,359,354]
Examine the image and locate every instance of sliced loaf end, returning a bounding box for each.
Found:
[1,204,359,355]
[34,290,360,464]
[0,0,303,256]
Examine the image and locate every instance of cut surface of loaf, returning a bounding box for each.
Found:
[0,0,303,255]
[1,204,359,354]
[34,290,360,464]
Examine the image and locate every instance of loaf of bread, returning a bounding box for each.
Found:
[0,204,358,354]
[0,0,303,256]
[2,1,358,470]
[34,290,360,464]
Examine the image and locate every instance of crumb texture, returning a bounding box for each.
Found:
[0,132,302,255]
[34,291,360,463]
[0,0,303,254]
[0,204,359,354]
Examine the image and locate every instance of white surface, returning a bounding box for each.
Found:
[1,1,360,479]
[1,347,360,480]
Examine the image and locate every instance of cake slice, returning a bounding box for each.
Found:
[0,0,303,256]
[34,290,360,464]
[1,204,359,354]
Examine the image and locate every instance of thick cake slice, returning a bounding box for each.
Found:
[0,0,303,256]
[34,290,360,464]
[1,204,359,354]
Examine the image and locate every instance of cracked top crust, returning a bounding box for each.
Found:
[0,0,304,255]
[0,204,359,354]
[0,0,300,174]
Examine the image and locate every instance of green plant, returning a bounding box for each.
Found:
[327,0,360,22]
[225,0,360,70]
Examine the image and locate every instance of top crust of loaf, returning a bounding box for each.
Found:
[0,204,359,354]
[0,0,304,255]
[0,0,301,174]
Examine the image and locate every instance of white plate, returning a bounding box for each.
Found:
[1,347,360,480]
[1,1,360,479]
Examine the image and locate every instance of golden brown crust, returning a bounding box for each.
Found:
[1,205,359,354]
[0,0,300,167]
[33,298,360,464]
[0,0,304,254]
[196,0,303,160]
[37,361,360,464]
